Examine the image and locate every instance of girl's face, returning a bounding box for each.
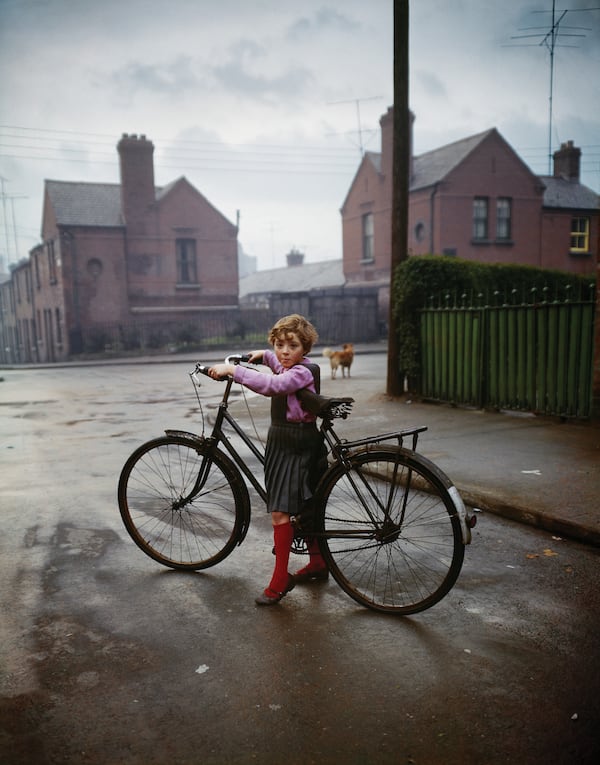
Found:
[273,331,305,369]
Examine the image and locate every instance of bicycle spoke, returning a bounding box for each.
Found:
[118,436,246,570]
[320,449,464,614]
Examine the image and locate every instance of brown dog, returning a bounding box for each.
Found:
[323,343,354,379]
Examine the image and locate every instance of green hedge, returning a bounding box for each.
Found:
[391,255,596,380]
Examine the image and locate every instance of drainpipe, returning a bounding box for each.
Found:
[61,229,82,354]
[429,183,439,253]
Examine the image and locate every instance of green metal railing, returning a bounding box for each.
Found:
[420,285,596,418]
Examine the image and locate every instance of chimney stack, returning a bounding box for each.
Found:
[117,133,155,232]
[286,248,304,267]
[380,106,414,183]
[553,140,581,182]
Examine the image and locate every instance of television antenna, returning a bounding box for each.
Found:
[506,1,600,174]
[327,96,383,157]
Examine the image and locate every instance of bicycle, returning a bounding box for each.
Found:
[118,355,476,615]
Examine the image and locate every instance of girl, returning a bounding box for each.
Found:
[208,314,328,605]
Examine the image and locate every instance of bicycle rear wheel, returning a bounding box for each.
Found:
[318,447,465,614]
[118,435,248,570]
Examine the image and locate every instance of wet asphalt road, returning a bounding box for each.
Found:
[1,355,599,765]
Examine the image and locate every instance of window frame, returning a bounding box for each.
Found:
[569,216,590,254]
[176,238,199,285]
[47,239,57,284]
[472,197,489,242]
[496,197,512,241]
[361,212,374,263]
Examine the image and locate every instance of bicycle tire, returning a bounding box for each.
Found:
[317,447,465,614]
[118,434,248,570]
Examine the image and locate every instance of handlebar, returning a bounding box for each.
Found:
[191,355,354,421]
[191,354,253,385]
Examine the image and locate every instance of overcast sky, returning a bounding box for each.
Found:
[1,0,599,272]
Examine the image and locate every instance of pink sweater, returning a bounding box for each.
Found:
[233,350,317,423]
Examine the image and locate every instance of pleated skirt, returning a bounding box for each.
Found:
[264,422,326,514]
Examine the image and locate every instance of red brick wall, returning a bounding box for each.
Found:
[342,157,391,286]
[540,210,598,275]
[435,132,544,264]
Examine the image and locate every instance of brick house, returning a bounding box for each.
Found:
[0,133,238,363]
[341,107,599,316]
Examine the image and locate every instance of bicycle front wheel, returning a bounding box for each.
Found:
[118,435,248,570]
[318,447,465,614]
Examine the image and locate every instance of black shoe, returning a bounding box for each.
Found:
[255,576,296,606]
[293,567,329,584]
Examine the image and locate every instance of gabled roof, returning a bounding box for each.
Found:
[45,180,124,227]
[44,178,195,227]
[540,176,599,210]
[239,259,344,298]
[410,129,496,190]
[349,129,499,198]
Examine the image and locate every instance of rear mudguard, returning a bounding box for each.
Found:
[316,446,474,545]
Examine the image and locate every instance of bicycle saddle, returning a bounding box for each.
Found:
[297,388,354,419]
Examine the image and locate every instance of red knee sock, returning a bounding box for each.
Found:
[267,522,294,594]
[297,537,326,574]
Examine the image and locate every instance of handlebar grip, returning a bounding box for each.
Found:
[192,355,255,384]
[225,353,253,364]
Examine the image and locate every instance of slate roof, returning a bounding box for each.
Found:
[539,176,599,210]
[239,259,344,298]
[409,129,495,190]
[45,180,124,227]
[362,130,496,192]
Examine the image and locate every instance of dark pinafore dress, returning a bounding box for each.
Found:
[263,362,327,515]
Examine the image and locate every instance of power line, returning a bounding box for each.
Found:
[0,124,360,156]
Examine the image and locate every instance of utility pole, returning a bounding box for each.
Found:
[0,176,27,265]
[386,0,410,397]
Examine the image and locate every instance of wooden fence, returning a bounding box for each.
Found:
[420,286,596,418]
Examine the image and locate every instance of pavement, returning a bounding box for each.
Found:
[2,343,599,547]
[326,351,600,549]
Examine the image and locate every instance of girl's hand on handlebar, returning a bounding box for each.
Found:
[246,350,264,364]
[208,363,235,380]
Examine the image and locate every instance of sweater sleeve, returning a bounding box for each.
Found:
[233,358,314,397]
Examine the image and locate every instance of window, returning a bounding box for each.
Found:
[472,197,488,241]
[55,307,62,345]
[34,252,41,289]
[362,213,374,262]
[25,268,32,302]
[47,239,57,283]
[570,217,590,253]
[176,238,198,283]
[496,198,512,240]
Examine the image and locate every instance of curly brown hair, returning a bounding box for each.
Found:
[268,314,318,353]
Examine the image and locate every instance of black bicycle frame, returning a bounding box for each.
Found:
[191,369,428,539]
[202,376,268,504]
